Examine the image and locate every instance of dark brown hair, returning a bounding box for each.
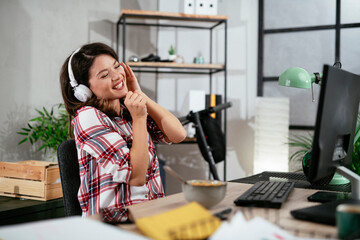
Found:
[60,42,120,136]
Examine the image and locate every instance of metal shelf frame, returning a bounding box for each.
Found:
[115,10,229,180]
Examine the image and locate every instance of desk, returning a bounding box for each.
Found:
[120,182,337,239]
[0,196,65,226]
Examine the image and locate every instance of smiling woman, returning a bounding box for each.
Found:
[59,42,186,223]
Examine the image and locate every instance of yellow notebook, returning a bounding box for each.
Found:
[136,202,221,240]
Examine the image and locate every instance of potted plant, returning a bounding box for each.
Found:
[288,132,313,172]
[288,113,360,176]
[17,103,69,161]
[168,45,176,62]
[351,113,360,174]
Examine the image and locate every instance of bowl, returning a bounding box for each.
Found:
[182,179,227,209]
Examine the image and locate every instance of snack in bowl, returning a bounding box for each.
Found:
[182,180,227,209]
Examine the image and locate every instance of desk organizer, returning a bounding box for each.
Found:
[0,160,63,201]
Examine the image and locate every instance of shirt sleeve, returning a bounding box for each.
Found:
[74,107,132,183]
[146,115,171,145]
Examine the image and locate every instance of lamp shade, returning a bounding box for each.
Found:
[278,67,312,89]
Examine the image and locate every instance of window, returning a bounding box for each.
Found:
[258,0,360,129]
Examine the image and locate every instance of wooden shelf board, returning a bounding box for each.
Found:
[127,62,224,70]
[120,9,228,21]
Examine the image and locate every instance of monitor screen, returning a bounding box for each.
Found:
[307,65,360,188]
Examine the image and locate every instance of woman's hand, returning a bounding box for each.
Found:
[121,62,142,93]
[124,91,147,119]
[125,91,149,187]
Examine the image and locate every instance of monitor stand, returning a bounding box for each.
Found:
[336,166,360,199]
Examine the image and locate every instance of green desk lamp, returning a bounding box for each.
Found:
[278,67,322,102]
[278,66,349,185]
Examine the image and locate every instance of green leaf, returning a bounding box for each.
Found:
[36,109,45,116]
[18,137,28,145]
[30,117,42,122]
[289,149,308,162]
[43,107,51,117]
[17,132,29,136]
[288,133,313,146]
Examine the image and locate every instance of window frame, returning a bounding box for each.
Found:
[257,0,360,130]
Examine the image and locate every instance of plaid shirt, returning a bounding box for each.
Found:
[73,105,168,222]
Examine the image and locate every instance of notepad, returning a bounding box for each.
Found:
[136,202,221,240]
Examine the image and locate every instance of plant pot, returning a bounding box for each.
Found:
[169,54,176,62]
[43,149,58,162]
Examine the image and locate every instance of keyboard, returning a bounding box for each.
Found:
[234,181,295,209]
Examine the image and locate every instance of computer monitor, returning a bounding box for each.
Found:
[307,64,360,199]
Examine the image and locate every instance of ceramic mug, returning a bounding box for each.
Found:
[336,204,360,239]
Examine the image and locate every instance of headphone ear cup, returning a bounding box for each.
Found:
[74,84,92,102]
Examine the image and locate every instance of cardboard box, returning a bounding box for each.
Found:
[0,160,63,201]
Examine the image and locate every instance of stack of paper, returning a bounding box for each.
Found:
[136,202,221,240]
[210,212,332,240]
[0,216,147,240]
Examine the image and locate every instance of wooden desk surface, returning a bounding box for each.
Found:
[120,182,337,239]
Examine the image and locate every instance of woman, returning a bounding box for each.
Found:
[60,42,186,222]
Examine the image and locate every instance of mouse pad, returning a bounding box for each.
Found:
[290,199,360,225]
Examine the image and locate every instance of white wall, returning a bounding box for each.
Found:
[0,0,122,161]
[0,0,258,195]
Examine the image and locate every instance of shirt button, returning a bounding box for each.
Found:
[145,194,148,198]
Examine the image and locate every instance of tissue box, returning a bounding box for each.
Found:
[0,160,63,201]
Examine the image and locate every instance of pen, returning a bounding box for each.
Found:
[214,208,232,220]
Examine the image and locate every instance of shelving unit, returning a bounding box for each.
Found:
[127,62,224,74]
[116,9,228,180]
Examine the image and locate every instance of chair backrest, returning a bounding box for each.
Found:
[57,139,82,216]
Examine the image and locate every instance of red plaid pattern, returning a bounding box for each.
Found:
[73,106,168,222]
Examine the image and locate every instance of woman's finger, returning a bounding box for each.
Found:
[120,62,130,78]
[129,93,140,102]
[124,91,133,102]
[125,63,136,78]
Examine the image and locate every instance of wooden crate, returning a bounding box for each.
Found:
[0,160,63,201]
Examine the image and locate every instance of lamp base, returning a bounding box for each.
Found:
[329,172,350,185]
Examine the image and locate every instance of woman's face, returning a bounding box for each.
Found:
[89,54,128,101]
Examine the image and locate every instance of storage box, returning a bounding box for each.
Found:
[0,160,63,201]
[182,0,195,14]
[195,0,218,15]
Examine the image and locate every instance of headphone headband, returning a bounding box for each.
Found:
[67,47,92,102]
[68,48,81,88]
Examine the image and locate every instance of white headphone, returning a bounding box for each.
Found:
[68,48,93,102]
